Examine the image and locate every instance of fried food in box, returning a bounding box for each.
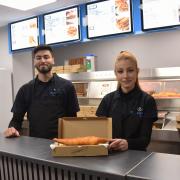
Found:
[53,136,108,145]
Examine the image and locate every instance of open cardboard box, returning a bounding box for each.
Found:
[176,115,180,123]
[51,117,112,156]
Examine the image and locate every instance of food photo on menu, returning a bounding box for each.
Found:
[115,0,129,11]
[66,9,77,20]
[116,17,129,30]
[115,0,130,31]
[28,36,36,46]
[66,9,78,37]
[67,26,77,37]
[28,21,37,46]
[86,0,132,38]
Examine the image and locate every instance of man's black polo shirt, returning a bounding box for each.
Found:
[10,74,79,139]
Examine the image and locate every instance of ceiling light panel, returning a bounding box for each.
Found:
[0,0,56,11]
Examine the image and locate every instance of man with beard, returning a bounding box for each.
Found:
[4,45,80,139]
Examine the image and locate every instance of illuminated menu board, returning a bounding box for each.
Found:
[141,0,180,30]
[44,6,80,44]
[86,0,132,38]
[10,17,39,51]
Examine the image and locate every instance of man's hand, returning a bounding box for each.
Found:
[4,127,20,138]
[108,138,128,151]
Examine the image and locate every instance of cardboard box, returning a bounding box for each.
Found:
[176,115,180,123]
[63,65,72,73]
[70,64,87,73]
[176,123,180,130]
[51,117,112,157]
[68,57,85,65]
[52,66,64,74]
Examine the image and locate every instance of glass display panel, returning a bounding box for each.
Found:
[10,17,39,51]
[44,6,80,44]
[141,0,180,30]
[140,80,180,98]
[86,0,132,39]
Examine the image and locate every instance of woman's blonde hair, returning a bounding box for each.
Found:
[115,51,140,89]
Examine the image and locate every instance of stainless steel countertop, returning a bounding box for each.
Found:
[0,135,151,180]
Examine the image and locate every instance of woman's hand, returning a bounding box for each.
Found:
[108,138,128,151]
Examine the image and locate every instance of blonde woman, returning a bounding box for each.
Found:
[96,51,157,151]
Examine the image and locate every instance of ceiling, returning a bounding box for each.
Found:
[0,0,92,27]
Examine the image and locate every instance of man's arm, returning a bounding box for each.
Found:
[4,83,29,138]
[4,112,25,137]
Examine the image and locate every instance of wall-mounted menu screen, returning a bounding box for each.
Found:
[10,17,39,51]
[141,0,180,30]
[44,6,80,45]
[86,0,132,39]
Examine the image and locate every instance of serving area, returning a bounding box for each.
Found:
[0,135,179,180]
[127,153,180,180]
[59,68,180,154]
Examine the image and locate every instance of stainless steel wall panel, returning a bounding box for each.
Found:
[12,159,18,180]
[44,165,50,180]
[76,172,83,180]
[17,159,23,180]
[8,157,13,180]
[69,171,76,180]
[0,155,5,180]
[63,169,69,180]
[56,168,63,180]
[4,156,10,180]
[32,163,38,180]
[27,162,33,180]
[38,164,44,180]
[50,167,56,180]
[22,161,28,180]
[59,71,116,82]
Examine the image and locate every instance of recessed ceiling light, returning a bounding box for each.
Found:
[0,0,57,11]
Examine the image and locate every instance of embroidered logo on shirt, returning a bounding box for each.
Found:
[137,107,143,118]
[49,88,57,96]
[49,88,63,96]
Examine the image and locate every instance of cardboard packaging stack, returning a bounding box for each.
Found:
[68,57,87,73]
[68,57,85,65]
[51,117,112,156]
[70,64,87,73]
[63,65,72,73]
[52,66,64,74]
[34,55,96,75]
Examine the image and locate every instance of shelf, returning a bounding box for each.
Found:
[154,97,180,99]
[78,96,102,99]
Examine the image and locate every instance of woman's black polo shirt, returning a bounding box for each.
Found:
[96,86,157,150]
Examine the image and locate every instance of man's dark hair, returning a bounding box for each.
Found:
[32,45,54,58]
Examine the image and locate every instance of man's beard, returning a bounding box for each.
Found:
[36,64,53,74]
